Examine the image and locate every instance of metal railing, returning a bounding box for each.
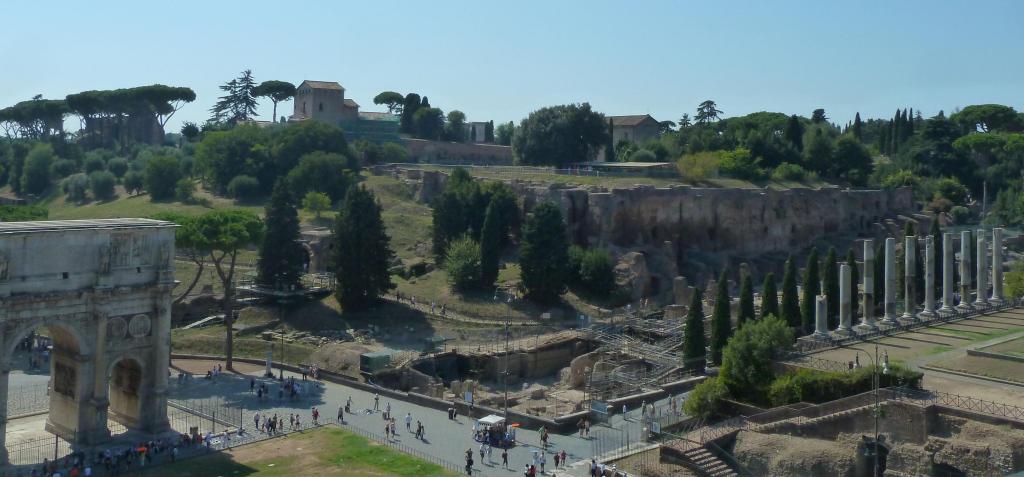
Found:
[7,382,51,418]
[890,386,1024,423]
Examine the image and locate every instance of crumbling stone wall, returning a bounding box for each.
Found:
[379,166,913,257]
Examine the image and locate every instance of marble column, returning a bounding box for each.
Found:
[835,264,853,336]
[974,230,988,307]
[882,237,898,325]
[991,228,1004,305]
[858,239,878,331]
[940,232,954,312]
[920,235,936,319]
[813,295,829,339]
[901,236,918,322]
[958,230,973,310]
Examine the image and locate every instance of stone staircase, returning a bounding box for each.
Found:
[679,446,739,477]
[752,403,880,434]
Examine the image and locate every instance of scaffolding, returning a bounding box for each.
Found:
[583,311,698,405]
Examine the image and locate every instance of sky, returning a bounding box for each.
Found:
[3,0,1022,133]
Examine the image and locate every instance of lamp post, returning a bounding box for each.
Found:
[493,289,514,420]
[858,344,889,477]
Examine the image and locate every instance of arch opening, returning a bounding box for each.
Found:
[107,357,144,432]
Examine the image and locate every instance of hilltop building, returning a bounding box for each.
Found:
[289,80,399,142]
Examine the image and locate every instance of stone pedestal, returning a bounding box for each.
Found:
[813,295,830,340]
[957,230,973,311]
[901,236,918,322]
[919,236,937,319]
[940,232,954,312]
[881,238,898,325]
[974,231,988,307]
[857,239,878,331]
[834,264,854,336]
[991,228,1004,305]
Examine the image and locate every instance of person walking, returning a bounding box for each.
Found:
[374,393,380,411]
[405,412,412,431]
[501,448,508,468]
[250,378,255,393]
[338,405,344,423]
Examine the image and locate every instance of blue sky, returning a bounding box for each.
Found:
[3,0,1022,132]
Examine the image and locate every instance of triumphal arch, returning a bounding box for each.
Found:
[0,219,176,458]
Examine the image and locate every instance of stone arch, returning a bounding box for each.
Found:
[4,317,91,363]
[106,355,146,430]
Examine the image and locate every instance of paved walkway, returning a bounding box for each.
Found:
[1,353,686,476]
[164,360,684,476]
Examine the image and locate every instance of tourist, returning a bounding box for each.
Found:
[479,442,485,462]
[405,412,412,430]
[338,405,345,423]
[585,418,591,437]
[539,452,546,473]
[554,452,560,468]
[250,377,255,393]
[312,407,320,425]
[374,393,380,411]
[560,450,567,467]
[501,448,508,468]
[346,396,352,413]
[486,442,493,462]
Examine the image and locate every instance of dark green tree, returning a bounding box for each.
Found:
[399,93,421,134]
[479,200,502,287]
[484,120,495,143]
[682,287,706,371]
[372,91,405,115]
[710,269,733,366]
[332,186,395,309]
[286,151,355,202]
[20,143,55,196]
[761,273,779,320]
[257,181,305,291]
[738,275,755,325]
[414,107,444,140]
[811,108,828,124]
[852,112,863,141]
[253,80,296,123]
[144,155,181,200]
[193,210,264,370]
[801,248,820,335]
[823,247,839,328]
[578,249,616,296]
[784,115,805,152]
[519,202,570,303]
[720,315,794,400]
[781,256,801,328]
[512,103,610,167]
[695,100,723,124]
[210,69,259,123]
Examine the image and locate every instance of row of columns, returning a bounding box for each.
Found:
[813,228,1006,338]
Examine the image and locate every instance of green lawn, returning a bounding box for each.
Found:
[134,426,459,477]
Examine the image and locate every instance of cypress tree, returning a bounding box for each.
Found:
[332,185,395,309]
[801,248,820,335]
[852,112,863,141]
[784,114,805,152]
[891,112,901,153]
[874,241,885,315]
[930,217,942,295]
[761,273,779,320]
[605,118,615,161]
[879,124,890,155]
[682,288,706,371]
[710,269,732,366]
[907,108,915,136]
[519,202,570,303]
[739,275,755,326]
[823,247,840,328]
[479,200,502,287]
[257,180,306,290]
[781,257,801,329]
[846,248,859,321]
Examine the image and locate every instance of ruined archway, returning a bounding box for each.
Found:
[0,219,176,463]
